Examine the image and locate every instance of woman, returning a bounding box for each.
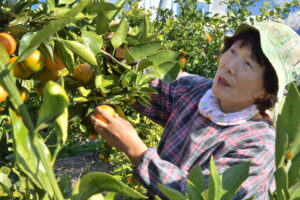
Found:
[90,21,300,199]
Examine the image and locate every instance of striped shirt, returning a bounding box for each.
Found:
[133,74,275,200]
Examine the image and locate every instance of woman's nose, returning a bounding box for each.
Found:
[224,62,236,75]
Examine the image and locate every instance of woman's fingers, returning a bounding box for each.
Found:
[90,113,108,128]
[94,106,116,123]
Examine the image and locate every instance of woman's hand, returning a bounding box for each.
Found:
[90,107,148,165]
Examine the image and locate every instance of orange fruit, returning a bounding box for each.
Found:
[88,133,98,141]
[0,85,8,103]
[207,34,213,42]
[95,105,115,123]
[45,53,65,71]
[19,87,29,102]
[22,50,45,72]
[74,64,95,85]
[38,68,58,83]
[10,56,31,79]
[0,32,16,56]
[179,56,186,63]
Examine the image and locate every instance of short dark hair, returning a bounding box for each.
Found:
[221,29,278,113]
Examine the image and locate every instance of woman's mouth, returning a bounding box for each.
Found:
[217,76,230,87]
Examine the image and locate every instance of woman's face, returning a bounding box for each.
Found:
[212,41,266,113]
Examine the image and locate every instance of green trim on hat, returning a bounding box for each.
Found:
[224,21,300,99]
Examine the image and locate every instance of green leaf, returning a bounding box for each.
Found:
[290,184,300,199]
[85,2,117,14]
[18,32,38,57]
[147,50,178,66]
[58,174,73,199]
[82,31,103,55]
[9,109,54,196]
[275,113,289,168]
[137,15,148,41]
[39,41,54,60]
[188,164,206,195]
[157,184,186,200]
[46,0,55,11]
[52,108,68,165]
[126,41,161,63]
[58,0,77,5]
[56,40,75,73]
[221,162,250,200]
[61,39,97,66]
[111,17,129,49]
[96,13,110,35]
[95,74,119,94]
[148,61,181,83]
[0,182,13,199]
[71,172,146,200]
[18,0,91,61]
[120,70,135,88]
[208,156,223,200]
[275,167,290,199]
[282,83,300,149]
[0,169,12,190]
[105,0,128,21]
[288,151,300,187]
[187,180,204,200]
[37,81,69,128]
[87,193,105,200]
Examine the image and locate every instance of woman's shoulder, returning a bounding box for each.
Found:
[227,119,276,143]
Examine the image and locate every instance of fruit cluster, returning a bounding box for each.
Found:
[0,32,95,102]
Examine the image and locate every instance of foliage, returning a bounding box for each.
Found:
[154,0,300,78]
[0,0,300,199]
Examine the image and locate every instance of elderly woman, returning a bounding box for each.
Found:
[90,21,300,199]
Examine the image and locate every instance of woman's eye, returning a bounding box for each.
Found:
[229,48,235,54]
[245,61,254,69]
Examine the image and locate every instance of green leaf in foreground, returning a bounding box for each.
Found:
[9,109,54,196]
[71,172,146,200]
[37,81,69,128]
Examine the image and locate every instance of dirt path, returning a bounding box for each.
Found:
[54,151,113,186]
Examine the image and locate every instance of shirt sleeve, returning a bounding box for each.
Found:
[133,128,275,200]
[134,74,208,126]
[133,146,188,200]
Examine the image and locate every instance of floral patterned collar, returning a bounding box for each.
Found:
[198,89,259,126]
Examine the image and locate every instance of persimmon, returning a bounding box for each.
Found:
[22,50,45,72]
[19,87,29,102]
[74,64,95,84]
[0,32,16,55]
[45,53,65,71]
[10,56,31,79]
[94,105,115,123]
[38,68,58,83]
[0,85,8,103]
